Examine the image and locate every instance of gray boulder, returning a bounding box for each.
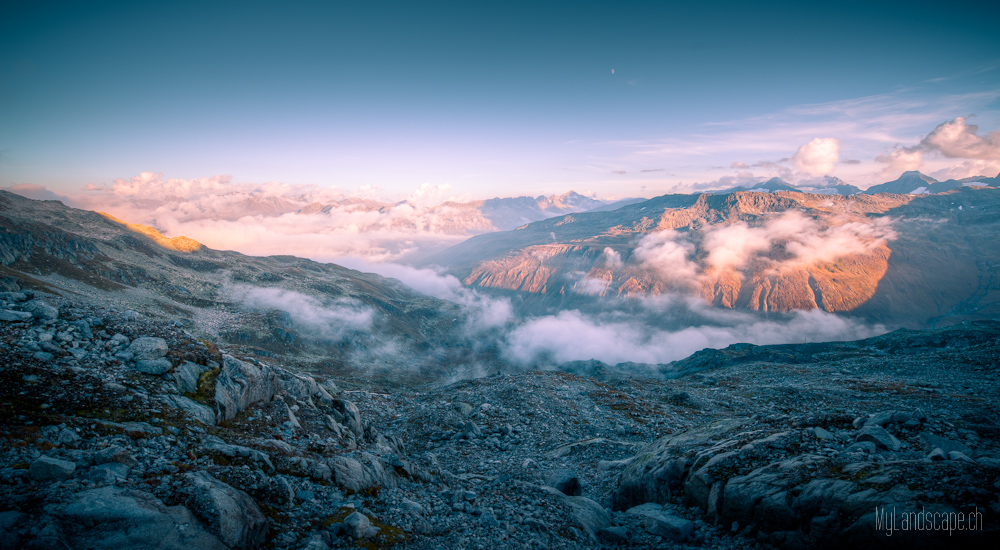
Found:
[127,337,168,360]
[24,300,58,320]
[856,426,900,451]
[173,360,203,394]
[626,503,693,541]
[182,471,267,550]
[611,418,748,510]
[330,399,364,437]
[329,453,397,493]
[166,395,216,425]
[57,428,82,448]
[541,486,611,536]
[214,356,279,423]
[59,486,226,550]
[344,511,376,539]
[0,291,29,302]
[29,455,76,481]
[0,310,31,322]
[134,358,172,375]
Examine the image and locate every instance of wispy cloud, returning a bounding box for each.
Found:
[576,83,1000,190]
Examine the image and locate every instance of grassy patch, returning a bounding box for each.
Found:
[186,367,221,405]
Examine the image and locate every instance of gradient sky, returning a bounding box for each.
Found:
[2,0,999,200]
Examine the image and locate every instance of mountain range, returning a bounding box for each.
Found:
[710,171,999,196]
[424,186,1000,328]
[2,177,1000,549]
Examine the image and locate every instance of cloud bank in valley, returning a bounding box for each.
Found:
[504,306,883,367]
[633,210,896,286]
[501,211,897,367]
[59,172,490,262]
[226,285,374,342]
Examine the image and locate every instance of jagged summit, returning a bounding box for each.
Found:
[864,170,938,194]
[425,186,1000,326]
[746,177,801,192]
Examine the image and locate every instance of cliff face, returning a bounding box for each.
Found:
[427,188,1000,327]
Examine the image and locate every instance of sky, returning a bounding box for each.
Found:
[2,0,1000,201]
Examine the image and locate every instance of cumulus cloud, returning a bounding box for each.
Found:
[602,247,623,269]
[873,117,1000,179]
[633,230,699,284]
[791,138,840,175]
[920,117,1000,159]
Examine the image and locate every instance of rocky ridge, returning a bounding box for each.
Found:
[1,291,997,549]
[425,187,1000,326]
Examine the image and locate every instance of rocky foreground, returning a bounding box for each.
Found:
[1,291,998,549]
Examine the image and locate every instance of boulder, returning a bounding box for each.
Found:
[126,337,167,360]
[626,503,693,541]
[173,361,203,394]
[24,300,58,320]
[329,453,397,493]
[856,426,901,451]
[330,399,364,437]
[182,471,267,550]
[611,418,747,510]
[541,486,610,536]
[134,358,172,375]
[59,486,226,550]
[57,428,82,448]
[29,455,76,481]
[167,395,216,425]
[344,511,376,539]
[214,355,279,423]
[0,291,29,302]
[0,310,31,322]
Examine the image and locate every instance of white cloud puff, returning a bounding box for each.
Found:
[791,138,840,175]
[632,230,698,284]
[634,211,895,284]
[920,117,1000,160]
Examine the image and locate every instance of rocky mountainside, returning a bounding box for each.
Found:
[706,172,999,197]
[0,190,496,384]
[863,171,1000,195]
[0,291,997,549]
[423,187,1000,327]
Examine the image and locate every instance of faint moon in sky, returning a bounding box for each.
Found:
[611,69,615,74]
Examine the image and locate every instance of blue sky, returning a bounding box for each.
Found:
[2,0,999,200]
